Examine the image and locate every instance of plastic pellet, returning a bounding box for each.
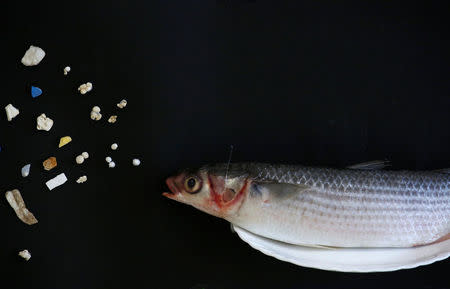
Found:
[108,161,116,168]
[111,143,118,150]
[132,159,141,166]
[105,157,112,163]
[75,155,84,164]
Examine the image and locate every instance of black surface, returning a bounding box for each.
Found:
[2,1,449,288]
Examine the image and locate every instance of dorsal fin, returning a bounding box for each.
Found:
[434,168,450,174]
[231,225,450,272]
[347,160,391,170]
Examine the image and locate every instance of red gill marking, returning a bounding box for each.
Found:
[207,176,250,211]
[207,175,223,208]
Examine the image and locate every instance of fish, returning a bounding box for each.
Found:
[163,162,450,272]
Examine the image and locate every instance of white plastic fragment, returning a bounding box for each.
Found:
[76,176,87,183]
[21,164,31,177]
[117,99,127,109]
[21,45,46,66]
[111,143,118,150]
[78,82,93,94]
[108,115,117,123]
[18,250,31,261]
[108,161,116,168]
[75,155,84,164]
[81,152,89,159]
[45,173,68,190]
[5,104,20,121]
[105,156,112,163]
[36,114,54,131]
[90,106,102,120]
[132,159,141,166]
[63,66,71,75]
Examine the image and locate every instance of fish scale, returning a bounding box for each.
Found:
[222,163,450,247]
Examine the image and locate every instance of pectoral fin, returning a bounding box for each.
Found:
[250,182,310,202]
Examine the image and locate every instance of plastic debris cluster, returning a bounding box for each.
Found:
[3,45,143,262]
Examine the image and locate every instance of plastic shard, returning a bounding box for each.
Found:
[21,45,45,66]
[58,136,72,148]
[5,189,38,225]
[21,164,31,177]
[5,104,20,121]
[36,114,54,131]
[46,173,68,190]
[76,176,87,183]
[31,86,42,98]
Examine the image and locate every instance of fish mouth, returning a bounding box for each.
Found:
[163,176,180,199]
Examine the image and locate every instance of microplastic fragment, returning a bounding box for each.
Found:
[21,164,31,177]
[78,82,93,94]
[18,250,31,261]
[21,45,45,66]
[5,104,20,121]
[64,66,71,75]
[36,113,54,131]
[108,115,117,123]
[76,155,84,164]
[5,189,38,225]
[43,157,57,171]
[45,173,68,190]
[76,176,87,183]
[58,136,72,148]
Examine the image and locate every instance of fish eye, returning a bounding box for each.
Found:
[184,176,202,194]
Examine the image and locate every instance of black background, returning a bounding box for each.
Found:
[2,1,449,288]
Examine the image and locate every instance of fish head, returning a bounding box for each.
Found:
[163,164,250,219]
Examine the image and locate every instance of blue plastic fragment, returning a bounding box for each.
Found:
[31,86,42,98]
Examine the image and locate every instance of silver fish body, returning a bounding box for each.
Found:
[221,163,450,248]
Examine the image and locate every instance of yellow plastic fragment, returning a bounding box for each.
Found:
[58,136,72,148]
